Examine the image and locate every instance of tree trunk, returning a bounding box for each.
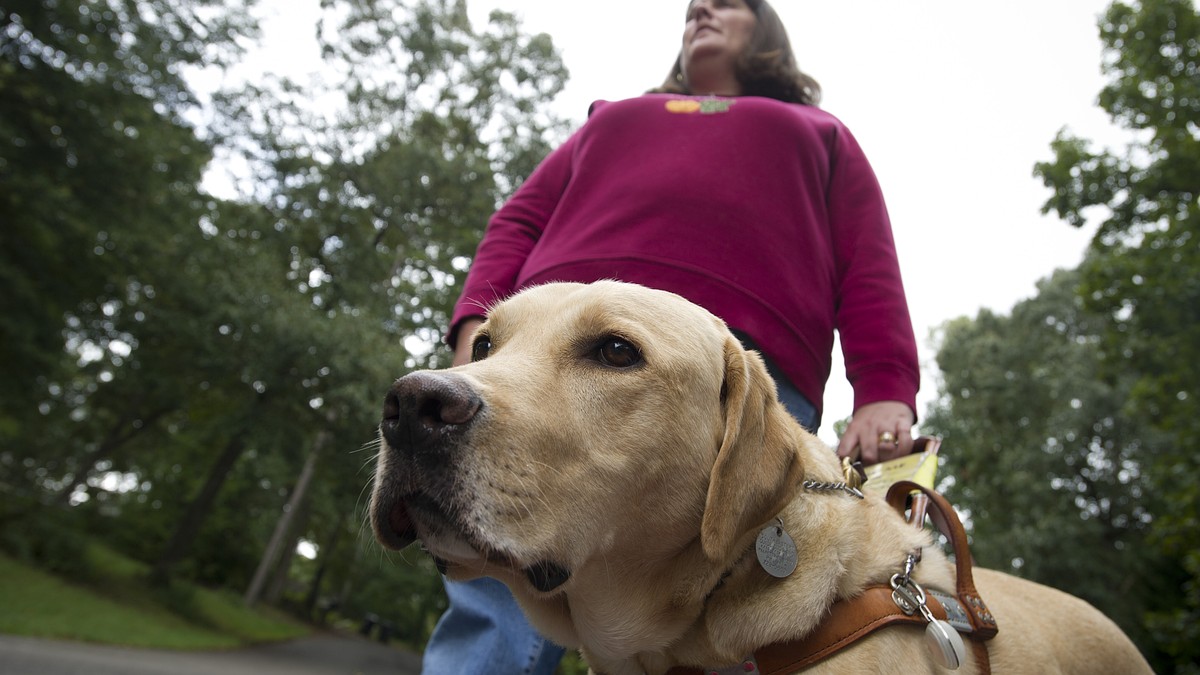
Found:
[324,531,365,623]
[152,431,246,581]
[264,498,310,604]
[244,429,325,606]
[304,512,348,619]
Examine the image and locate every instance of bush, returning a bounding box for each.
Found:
[0,498,93,580]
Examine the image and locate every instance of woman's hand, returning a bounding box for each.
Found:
[836,400,915,465]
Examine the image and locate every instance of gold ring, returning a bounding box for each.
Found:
[879,431,897,445]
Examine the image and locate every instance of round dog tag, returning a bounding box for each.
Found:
[924,619,967,670]
[755,523,797,578]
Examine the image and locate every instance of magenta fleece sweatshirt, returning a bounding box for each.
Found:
[449,94,919,418]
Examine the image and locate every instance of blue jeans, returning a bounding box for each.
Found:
[421,335,818,674]
[422,576,564,674]
[733,329,821,433]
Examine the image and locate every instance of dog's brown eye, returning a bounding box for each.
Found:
[471,336,492,362]
[598,338,642,369]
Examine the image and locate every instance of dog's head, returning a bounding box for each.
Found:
[369,281,809,651]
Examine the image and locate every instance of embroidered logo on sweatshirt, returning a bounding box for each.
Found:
[665,98,736,114]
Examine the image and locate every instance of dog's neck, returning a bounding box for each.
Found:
[573,442,947,674]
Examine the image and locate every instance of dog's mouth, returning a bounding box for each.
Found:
[378,497,416,550]
[374,491,470,553]
[374,490,573,593]
[375,491,573,593]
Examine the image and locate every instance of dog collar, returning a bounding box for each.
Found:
[800,456,867,499]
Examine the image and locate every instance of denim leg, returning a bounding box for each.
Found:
[422,576,565,675]
[773,378,819,432]
[730,330,820,432]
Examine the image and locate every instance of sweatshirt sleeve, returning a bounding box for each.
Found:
[447,134,577,348]
[826,124,920,417]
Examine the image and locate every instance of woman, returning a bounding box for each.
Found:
[422,1,919,672]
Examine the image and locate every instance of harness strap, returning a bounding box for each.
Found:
[665,585,987,675]
[665,480,997,674]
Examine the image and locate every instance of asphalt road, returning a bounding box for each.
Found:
[0,632,422,675]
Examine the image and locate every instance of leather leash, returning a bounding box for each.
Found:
[665,480,997,675]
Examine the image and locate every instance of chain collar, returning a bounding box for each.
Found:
[801,456,867,499]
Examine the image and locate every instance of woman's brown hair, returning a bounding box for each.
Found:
[654,0,821,106]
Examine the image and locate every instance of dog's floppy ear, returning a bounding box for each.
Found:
[701,336,806,561]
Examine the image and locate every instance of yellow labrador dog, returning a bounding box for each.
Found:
[370,281,1151,674]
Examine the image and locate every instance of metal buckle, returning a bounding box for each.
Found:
[890,572,926,616]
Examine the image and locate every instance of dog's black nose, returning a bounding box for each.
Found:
[381,371,482,452]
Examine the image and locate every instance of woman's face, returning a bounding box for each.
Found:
[682,0,757,81]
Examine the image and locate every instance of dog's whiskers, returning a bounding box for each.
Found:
[352,437,382,455]
[491,473,554,523]
[527,458,569,480]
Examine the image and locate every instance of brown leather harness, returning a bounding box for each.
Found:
[666,480,998,675]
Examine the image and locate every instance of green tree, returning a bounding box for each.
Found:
[1033,0,1200,668]
[0,0,256,442]
[191,0,570,615]
[925,269,1173,667]
[143,0,572,622]
[210,0,569,351]
[200,0,570,627]
[0,0,284,580]
[0,0,571,643]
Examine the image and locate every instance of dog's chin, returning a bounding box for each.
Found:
[374,493,475,556]
[440,555,573,595]
[380,494,505,562]
[380,495,574,594]
[427,530,574,594]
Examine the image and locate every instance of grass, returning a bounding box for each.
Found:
[0,543,309,650]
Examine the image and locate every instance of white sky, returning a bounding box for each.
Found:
[244,0,1124,445]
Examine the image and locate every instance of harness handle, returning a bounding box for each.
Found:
[885,480,999,639]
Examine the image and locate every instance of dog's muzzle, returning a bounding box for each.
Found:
[370,370,575,592]
[371,371,482,550]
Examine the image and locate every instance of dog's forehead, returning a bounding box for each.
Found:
[493,282,724,338]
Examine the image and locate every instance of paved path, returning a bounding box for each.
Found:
[0,632,421,675]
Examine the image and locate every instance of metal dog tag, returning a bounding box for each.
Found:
[925,618,967,670]
[755,521,797,578]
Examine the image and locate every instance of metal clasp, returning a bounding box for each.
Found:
[890,572,926,615]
